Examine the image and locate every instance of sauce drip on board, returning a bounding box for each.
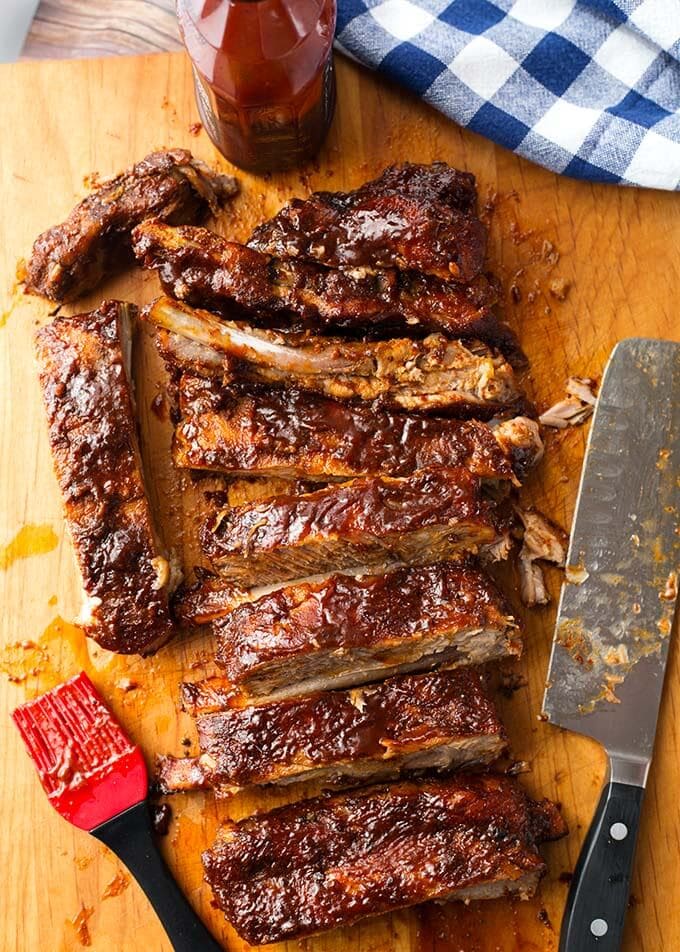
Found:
[0,523,58,571]
[417,897,556,952]
[176,0,336,172]
[0,616,90,695]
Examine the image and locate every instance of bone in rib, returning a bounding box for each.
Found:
[157,667,507,797]
[173,374,542,483]
[34,301,178,654]
[131,220,524,352]
[202,772,566,944]
[177,562,520,701]
[144,296,523,416]
[200,467,506,586]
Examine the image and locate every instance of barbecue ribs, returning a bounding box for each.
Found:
[200,466,505,585]
[176,562,520,699]
[248,162,487,280]
[144,297,522,416]
[132,220,523,349]
[203,773,566,944]
[173,375,542,482]
[34,301,178,654]
[158,668,506,796]
[25,150,238,302]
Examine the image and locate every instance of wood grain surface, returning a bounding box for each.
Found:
[0,51,678,952]
[24,0,179,59]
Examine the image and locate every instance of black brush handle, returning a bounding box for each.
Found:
[92,801,223,952]
[559,781,644,951]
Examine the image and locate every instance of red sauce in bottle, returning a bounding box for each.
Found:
[176,0,337,173]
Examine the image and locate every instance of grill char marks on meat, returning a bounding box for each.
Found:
[200,466,503,586]
[144,297,522,416]
[178,562,520,701]
[25,150,238,302]
[34,301,177,654]
[248,162,487,281]
[203,773,567,945]
[157,668,507,797]
[132,221,520,349]
[173,376,543,483]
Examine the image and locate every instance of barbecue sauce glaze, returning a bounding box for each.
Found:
[176,0,336,172]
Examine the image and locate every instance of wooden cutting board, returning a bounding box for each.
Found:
[0,51,678,952]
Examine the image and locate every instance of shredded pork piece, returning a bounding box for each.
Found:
[539,376,598,428]
[519,557,549,607]
[565,376,598,405]
[515,508,568,607]
[481,532,514,564]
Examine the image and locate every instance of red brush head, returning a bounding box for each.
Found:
[12,672,148,831]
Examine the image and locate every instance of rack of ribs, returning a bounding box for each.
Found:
[157,668,507,797]
[176,562,520,701]
[200,466,505,585]
[144,297,523,416]
[173,375,543,483]
[248,162,487,281]
[132,221,524,352]
[25,150,238,302]
[202,773,567,944]
[34,301,178,654]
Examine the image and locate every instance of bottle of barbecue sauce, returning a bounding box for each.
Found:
[176,0,337,173]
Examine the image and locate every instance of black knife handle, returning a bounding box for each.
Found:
[92,801,224,952]
[559,781,644,951]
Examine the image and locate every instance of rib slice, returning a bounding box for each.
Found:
[177,562,520,700]
[35,301,178,654]
[174,375,543,483]
[248,162,487,280]
[203,773,567,945]
[132,221,521,350]
[25,150,238,302]
[158,668,506,797]
[200,466,503,585]
[144,297,522,416]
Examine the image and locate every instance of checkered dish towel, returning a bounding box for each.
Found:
[336,0,680,189]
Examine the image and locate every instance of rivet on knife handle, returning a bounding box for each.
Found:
[558,770,644,951]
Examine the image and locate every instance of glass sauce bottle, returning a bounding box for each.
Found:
[176,0,337,173]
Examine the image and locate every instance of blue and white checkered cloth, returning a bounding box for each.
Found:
[336,0,680,189]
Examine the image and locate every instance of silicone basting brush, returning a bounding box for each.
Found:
[12,672,223,951]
